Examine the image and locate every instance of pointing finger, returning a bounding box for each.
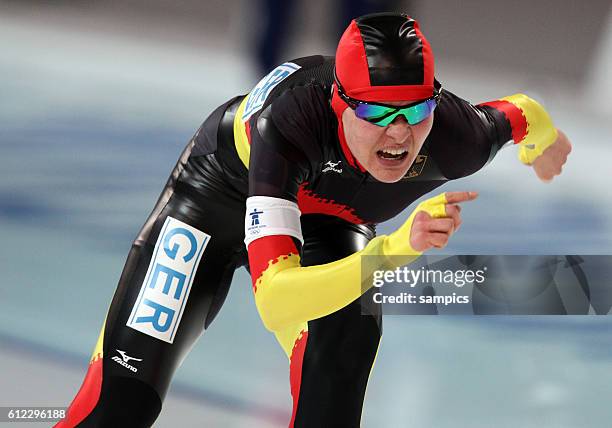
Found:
[444,191,479,204]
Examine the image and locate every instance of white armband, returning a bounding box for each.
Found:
[244,196,303,247]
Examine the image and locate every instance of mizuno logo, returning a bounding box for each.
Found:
[112,349,142,372]
[322,160,342,174]
[117,349,142,363]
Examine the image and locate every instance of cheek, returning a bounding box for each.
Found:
[412,115,434,142]
[353,120,384,149]
[360,120,387,142]
[343,109,387,162]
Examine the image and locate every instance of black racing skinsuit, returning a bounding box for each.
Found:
[57,55,512,428]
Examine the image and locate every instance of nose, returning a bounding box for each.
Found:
[385,114,412,139]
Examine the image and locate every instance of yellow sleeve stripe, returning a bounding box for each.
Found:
[254,236,407,332]
[274,323,309,359]
[502,94,558,164]
[90,318,106,363]
[233,96,251,169]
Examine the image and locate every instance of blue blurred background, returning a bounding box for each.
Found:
[1,0,612,426]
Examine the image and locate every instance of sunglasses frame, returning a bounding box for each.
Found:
[334,69,442,126]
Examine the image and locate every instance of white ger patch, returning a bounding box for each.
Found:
[127,216,210,343]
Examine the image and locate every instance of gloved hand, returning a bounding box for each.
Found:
[384,191,478,255]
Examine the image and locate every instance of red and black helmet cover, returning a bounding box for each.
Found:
[334,13,435,103]
[330,13,436,171]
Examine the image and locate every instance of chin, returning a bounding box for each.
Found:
[370,169,409,183]
[368,154,415,183]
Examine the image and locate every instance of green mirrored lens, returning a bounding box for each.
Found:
[354,104,395,121]
[356,99,437,127]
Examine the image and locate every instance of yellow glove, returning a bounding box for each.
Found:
[502,94,558,165]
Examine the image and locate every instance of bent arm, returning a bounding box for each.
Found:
[249,232,392,332]
[429,89,558,178]
[246,194,452,332]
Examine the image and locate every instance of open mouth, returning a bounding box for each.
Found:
[376,147,409,161]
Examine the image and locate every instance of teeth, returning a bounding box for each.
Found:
[381,148,407,156]
[377,148,408,160]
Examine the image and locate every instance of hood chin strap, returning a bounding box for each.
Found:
[331,85,367,173]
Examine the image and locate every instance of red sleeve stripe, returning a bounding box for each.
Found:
[54,352,103,426]
[245,119,252,145]
[479,100,528,144]
[288,330,309,428]
[247,235,299,292]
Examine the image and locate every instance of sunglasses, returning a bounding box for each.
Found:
[335,71,442,127]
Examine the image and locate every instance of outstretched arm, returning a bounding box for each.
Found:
[429,89,571,181]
